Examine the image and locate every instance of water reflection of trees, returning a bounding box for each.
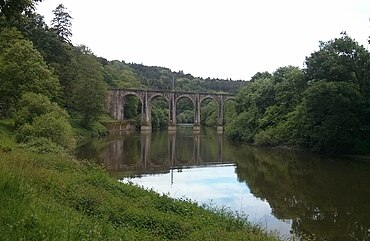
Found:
[233,146,370,241]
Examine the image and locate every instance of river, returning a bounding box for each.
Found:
[77,126,370,240]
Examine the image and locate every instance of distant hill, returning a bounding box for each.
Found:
[98,58,247,93]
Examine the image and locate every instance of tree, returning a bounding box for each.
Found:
[0,0,42,21]
[305,33,370,90]
[0,38,61,116]
[71,53,107,127]
[287,81,362,152]
[304,33,370,152]
[250,71,272,82]
[0,27,24,53]
[51,4,72,44]
[225,78,275,142]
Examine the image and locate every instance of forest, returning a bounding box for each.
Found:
[1,1,369,154]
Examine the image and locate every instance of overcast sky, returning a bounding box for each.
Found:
[36,0,370,80]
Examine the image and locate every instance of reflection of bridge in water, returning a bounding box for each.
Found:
[141,132,225,169]
[100,131,232,176]
[107,88,235,133]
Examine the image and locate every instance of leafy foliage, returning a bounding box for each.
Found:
[0,0,42,21]
[0,36,61,115]
[287,81,362,152]
[13,92,66,127]
[227,35,370,153]
[71,53,107,127]
[16,111,76,151]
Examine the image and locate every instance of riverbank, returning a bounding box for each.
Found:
[0,122,281,240]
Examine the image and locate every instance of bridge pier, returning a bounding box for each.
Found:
[216,126,224,134]
[141,91,152,132]
[168,125,176,132]
[168,92,177,132]
[193,94,201,133]
[193,125,201,134]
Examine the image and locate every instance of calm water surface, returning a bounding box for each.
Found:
[77,126,370,240]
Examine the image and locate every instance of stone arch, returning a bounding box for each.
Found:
[122,92,142,101]
[199,95,219,127]
[175,94,195,106]
[148,93,168,103]
[175,95,196,125]
[148,93,170,129]
[121,92,142,121]
[200,95,219,108]
[224,96,236,102]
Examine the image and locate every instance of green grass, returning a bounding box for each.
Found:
[0,121,281,241]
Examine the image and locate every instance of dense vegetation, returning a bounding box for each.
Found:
[226,33,370,154]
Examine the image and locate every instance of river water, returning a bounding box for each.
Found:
[77,126,370,240]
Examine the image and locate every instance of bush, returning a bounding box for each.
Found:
[20,137,66,154]
[254,129,279,147]
[13,92,67,128]
[16,112,76,151]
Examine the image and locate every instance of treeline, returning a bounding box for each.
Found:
[226,33,370,154]
[102,60,245,93]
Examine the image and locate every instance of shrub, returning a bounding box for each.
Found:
[254,129,279,147]
[13,92,67,128]
[19,137,66,154]
[16,112,76,151]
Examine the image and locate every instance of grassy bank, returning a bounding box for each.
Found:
[0,122,280,241]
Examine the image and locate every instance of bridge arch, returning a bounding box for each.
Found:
[148,93,169,103]
[107,88,234,133]
[175,95,195,125]
[200,95,218,105]
[122,91,142,101]
[225,96,236,102]
[149,94,170,129]
[199,96,219,128]
[175,94,195,106]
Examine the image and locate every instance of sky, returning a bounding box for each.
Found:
[36,0,370,81]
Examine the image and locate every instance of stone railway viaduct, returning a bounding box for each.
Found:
[107,88,235,133]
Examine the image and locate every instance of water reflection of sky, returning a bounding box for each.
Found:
[121,164,292,238]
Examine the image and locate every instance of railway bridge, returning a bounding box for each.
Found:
[107,88,235,133]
